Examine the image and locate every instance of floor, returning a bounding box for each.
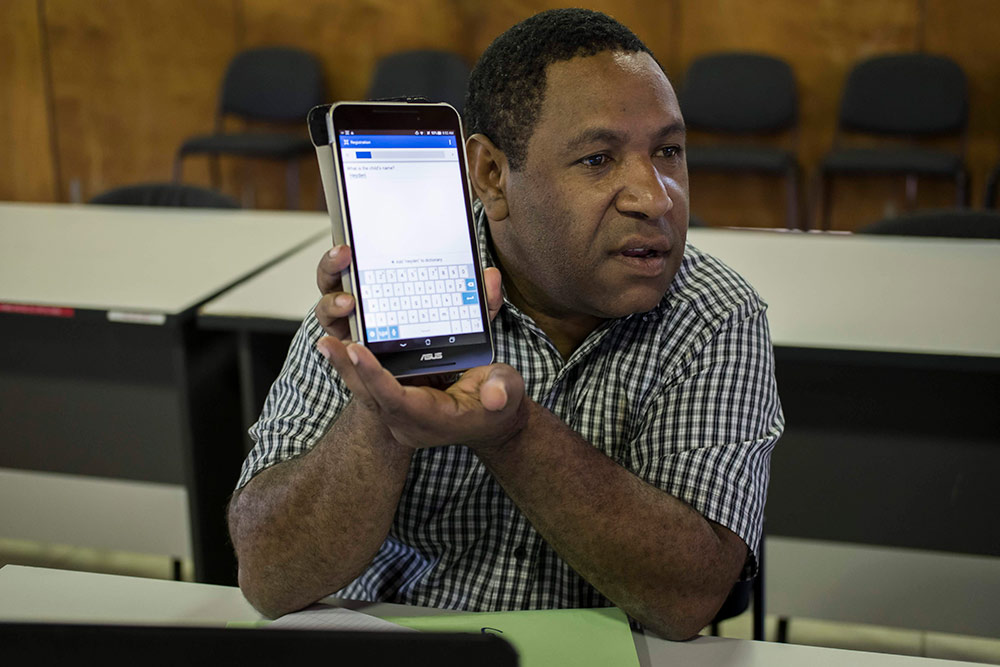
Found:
[2,537,999,664]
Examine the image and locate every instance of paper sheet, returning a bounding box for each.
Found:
[383,606,641,667]
[267,604,415,632]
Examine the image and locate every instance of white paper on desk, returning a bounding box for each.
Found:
[269,604,416,632]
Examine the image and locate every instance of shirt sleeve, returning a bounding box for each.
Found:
[235,310,351,490]
[632,302,784,578]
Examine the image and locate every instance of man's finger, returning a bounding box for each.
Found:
[478,364,523,412]
[315,292,355,338]
[316,246,352,295]
[345,343,410,413]
[479,375,508,411]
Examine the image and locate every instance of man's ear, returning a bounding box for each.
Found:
[466,134,509,221]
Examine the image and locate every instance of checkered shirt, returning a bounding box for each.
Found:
[236,205,784,612]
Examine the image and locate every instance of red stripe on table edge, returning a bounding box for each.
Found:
[0,303,76,318]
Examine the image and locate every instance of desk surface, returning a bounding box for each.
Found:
[0,202,327,317]
[690,229,1000,358]
[198,229,1000,358]
[0,565,981,667]
[199,236,330,325]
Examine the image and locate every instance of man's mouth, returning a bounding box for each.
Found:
[621,247,663,259]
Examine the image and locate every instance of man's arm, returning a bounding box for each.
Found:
[229,247,507,618]
[479,402,747,640]
[228,400,412,619]
[322,339,749,641]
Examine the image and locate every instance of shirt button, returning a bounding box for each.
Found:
[513,545,527,561]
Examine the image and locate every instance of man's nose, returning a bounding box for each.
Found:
[615,157,673,220]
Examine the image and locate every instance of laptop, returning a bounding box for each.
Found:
[0,622,518,666]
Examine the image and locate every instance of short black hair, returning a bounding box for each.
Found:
[465,8,657,170]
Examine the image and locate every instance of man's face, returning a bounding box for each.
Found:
[495,50,689,323]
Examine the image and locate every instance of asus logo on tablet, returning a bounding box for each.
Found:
[420,352,443,361]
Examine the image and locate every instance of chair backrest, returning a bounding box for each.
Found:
[838,54,967,136]
[680,52,797,134]
[859,208,1000,239]
[367,50,470,113]
[89,183,240,208]
[220,47,326,122]
[985,161,1000,209]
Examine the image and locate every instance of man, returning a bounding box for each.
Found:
[228,8,783,640]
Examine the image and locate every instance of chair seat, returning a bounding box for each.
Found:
[89,182,239,208]
[686,146,796,173]
[822,148,963,175]
[178,133,312,159]
[859,208,1000,239]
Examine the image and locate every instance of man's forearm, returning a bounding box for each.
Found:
[228,400,412,618]
[477,401,746,640]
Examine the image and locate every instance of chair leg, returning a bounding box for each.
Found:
[286,159,301,210]
[753,536,765,641]
[904,174,918,209]
[209,155,222,190]
[172,154,184,183]
[955,169,969,207]
[986,167,1000,209]
[815,171,834,231]
[776,617,790,643]
[241,160,256,208]
[786,166,801,230]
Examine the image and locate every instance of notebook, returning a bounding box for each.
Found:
[0,622,518,666]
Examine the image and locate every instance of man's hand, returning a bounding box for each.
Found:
[314,245,504,341]
[317,337,528,453]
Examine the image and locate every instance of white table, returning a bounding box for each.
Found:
[196,228,1000,636]
[0,565,983,667]
[687,228,1000,358]
[0,202,327,584]
[198,230,1000,357]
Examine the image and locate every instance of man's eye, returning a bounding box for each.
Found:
[580,154,609,167]
[658,145,682,159]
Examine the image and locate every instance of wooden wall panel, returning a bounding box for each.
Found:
[230,0,469,209]
[463,0,676,70]
[243,0,468,102]
[925,0,1000,207]
[43,0,238,202]
[0,0,56,202]
[677,0,924,229]
[4,0,999,223]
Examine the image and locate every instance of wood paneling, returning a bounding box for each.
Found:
[463,0,676,69]
[3,0,999,224]
[232,0,469,209]
[677,0,924,229]
[925,0,1000,207]
[243,0,468,101]
[0,0,56,201]
[43,0,239,202]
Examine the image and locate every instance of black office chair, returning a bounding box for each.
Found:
[858,208,1000,239]
[680,52,801,229]
[816,53,969,230]
[89,182,239,209]
[708,532,766,641]
[367,50,470,113]
[985,160,1000,209]
[173,47,326,209]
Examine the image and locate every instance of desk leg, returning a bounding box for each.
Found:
[237,331,257,452]
[236,330,298,453]
[174,325,244,585]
